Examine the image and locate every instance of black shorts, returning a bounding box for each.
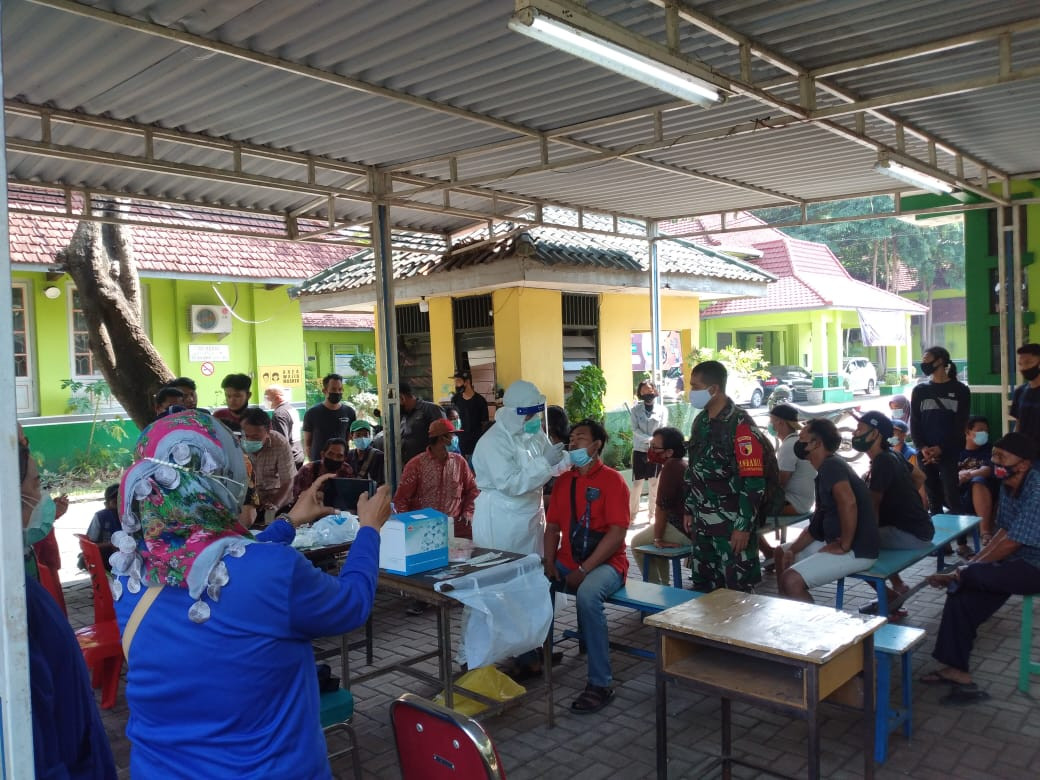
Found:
[632,450,661,480]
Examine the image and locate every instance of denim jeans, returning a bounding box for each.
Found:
[555,561,623,688]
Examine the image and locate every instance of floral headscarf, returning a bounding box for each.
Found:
[111,410,251,623]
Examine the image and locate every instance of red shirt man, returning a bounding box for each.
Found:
[544,419,630,715]
[546,461,630,581]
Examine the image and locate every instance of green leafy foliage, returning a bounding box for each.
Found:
[688,346,769,381]
[348,390,379,422]
[565,365,608,423]
[347,350,378,393]
[59,378,132,487]
[303,361,325,407]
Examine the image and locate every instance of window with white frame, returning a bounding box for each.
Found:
[12,284,28,378]
[69,287,99,378]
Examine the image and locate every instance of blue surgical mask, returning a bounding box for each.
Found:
[354,437,372,450]
[23,494,56,547]
[688,388,712,408]
[973,431,989,446]
[568,447,593,468]
[767,424,776,437]
[890,408,905,420]
[523,418,543,435]
[241,439,264,454]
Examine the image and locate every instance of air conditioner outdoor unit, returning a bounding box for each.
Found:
[190,305,233,334]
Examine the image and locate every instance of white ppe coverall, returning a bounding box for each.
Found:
[471,381,563,555]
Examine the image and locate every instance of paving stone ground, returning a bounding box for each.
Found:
[57,502,1040,779]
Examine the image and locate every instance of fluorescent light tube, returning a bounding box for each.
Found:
[875,157,954,195]
[509,9,721,108]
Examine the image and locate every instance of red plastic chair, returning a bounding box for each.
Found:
[75,534,124,709]
[390,693,506,779]
[37,563,68,615]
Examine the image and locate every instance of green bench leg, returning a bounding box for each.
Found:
[1020,595,1040,693]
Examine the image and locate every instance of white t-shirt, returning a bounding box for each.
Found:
[776,432,817,514]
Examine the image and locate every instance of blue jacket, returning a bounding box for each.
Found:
[27,573,117,779]
[114,527,379,779]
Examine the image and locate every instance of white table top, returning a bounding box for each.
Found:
[645,588,885,664]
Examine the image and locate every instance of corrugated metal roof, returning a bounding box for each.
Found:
[2,0,1039,239]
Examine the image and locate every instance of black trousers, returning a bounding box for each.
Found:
[932,558,1040,672]
[923,451,961,515]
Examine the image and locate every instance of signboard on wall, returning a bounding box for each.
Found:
[258,365,304,387]
[630,331,683,372]
[188,344,230,362]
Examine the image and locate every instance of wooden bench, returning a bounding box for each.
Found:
[834,514,981,617]
[873,623,927,764]
[633,543,691,588]
[555,580,704,660]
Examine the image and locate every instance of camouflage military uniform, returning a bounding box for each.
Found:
[684,399,766,592]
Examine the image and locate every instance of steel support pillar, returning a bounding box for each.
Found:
[371,171,402,491]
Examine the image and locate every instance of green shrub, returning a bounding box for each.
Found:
[565,365,607,423]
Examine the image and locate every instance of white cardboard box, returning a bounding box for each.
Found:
[378,509,450,575]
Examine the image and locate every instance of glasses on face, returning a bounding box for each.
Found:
[648,445,666,452]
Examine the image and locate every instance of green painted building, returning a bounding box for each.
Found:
[9,202,372,467]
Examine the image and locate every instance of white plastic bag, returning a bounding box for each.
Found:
[435,553,552,668]
[292,513,358,548]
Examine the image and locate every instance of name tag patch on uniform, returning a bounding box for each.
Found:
[734,429,764,476]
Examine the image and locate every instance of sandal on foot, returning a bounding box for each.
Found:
[955,544,972,559]
[571,684,614,714]
[919,669,966,685]
[941,683,990,706]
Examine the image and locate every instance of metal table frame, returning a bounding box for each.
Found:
[347,550,555,726]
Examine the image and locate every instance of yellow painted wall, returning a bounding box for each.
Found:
[428,297,456,403]
[599,293,700,409]
[493,288,565,406]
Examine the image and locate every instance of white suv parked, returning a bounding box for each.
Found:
[842,358,878,395]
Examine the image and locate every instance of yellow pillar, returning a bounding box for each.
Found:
[493,288,564,406]
[427,296,456,403]
[599,293,641,410]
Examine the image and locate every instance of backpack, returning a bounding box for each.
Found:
[690,408,785,528]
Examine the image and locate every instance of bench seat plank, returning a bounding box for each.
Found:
[608,580,703,614]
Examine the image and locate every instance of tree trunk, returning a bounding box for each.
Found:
[871,241,879,287]
[57,201,173,428]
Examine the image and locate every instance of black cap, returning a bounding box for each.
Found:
[769,403,799,423]
[993,432,1038,462]
[452,370,471,381]
[852,410,894,440]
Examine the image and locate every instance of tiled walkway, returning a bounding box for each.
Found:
[61,512,1040,779]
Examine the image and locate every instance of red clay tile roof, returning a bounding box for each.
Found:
[301,313,374,330]
[701,235,926,317]
[8,187,353,281]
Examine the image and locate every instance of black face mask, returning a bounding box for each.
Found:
[323,458,344,473]
[327,392,343,404]
[455,384,465,393]
[793,440,811,460]
[1022,366,1040,382]
[641,394,655,403]
[920,361,937,376]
